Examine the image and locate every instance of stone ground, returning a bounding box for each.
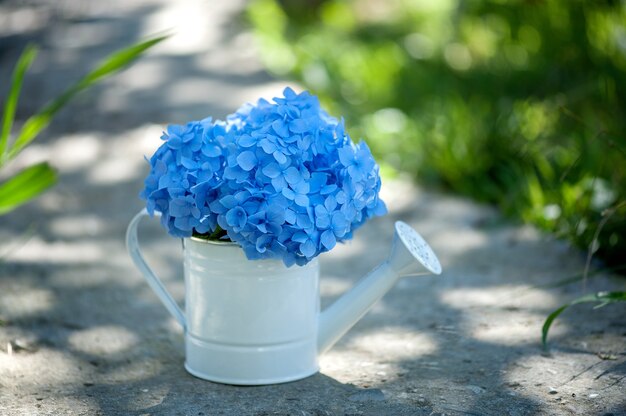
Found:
[0,1,625,415]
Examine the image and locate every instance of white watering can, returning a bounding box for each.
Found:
[126,209,442,385]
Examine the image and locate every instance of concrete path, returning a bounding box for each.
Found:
[1,1,624,415]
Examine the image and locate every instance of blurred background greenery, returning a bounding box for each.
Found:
[247,0,626,272]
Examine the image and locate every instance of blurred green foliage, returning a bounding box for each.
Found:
[0,35,168,215]
[248,0,626,270]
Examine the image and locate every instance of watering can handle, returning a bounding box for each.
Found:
[126,209,187,330]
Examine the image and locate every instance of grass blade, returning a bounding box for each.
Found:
[542,291,626,349]
[0,45,38,161]
[8,34,169,160]
[0,162,57,215]
[541,304,569,349]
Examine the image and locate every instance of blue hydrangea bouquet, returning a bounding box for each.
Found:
[141,88,386,266]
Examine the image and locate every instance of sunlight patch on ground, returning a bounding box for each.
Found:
[0,287,54,318]
[440,285,560,310]
[0,349,84,386]
[88,156,144,184]
[49,215,106,238]
[440,285,563,346]
[116,59,169,90]
[69,325,139,356]
[320,350,405,382]
[162,78,229,107]
[85,125,166,184]
[50,134,102,171]
[470,314,562,346]
[320,327,438,384]
[129,124,168,158]
[8,238,104,264]
[430,229,489,256]
[141,0,225,55]
[344,327,439,359]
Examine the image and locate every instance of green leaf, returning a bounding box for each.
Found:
[0,162,57,215]
[0,44,38,161]
[542,291,626,349]
[77,34,169,87]
[7,34,169,160]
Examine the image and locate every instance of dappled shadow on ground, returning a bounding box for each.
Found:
[2,169,625,415]
[1,1,625,415]
[319,192,626,415]
[0,0,275,138]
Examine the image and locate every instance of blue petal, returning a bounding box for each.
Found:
[283,87,297,99]
[296,213,313,230]
[237,134,256,148]
[273,151,288,164]
[321,181,336,193]
[260,138,277,154]
[301,239,316,257]
[266,206,286,224]
[289,118,310,134]
[314,204,328,217]
[321,230,336,250]
[291,231,308,243]
[226,207,247,229]
[209,199,226,214]
[166,135,183,150]
[272,176,288,192]
[219,195,238,209]
[285,209,297,224]
[223,166,247,181]
[256,222,268,233]
[315,212,330,230]
[294,181,310,193]
[373,199,387,216]
[284,167,302,185]
[282,187,295,200]
[202,144,222,157]
[272,120,290,137]
[167,124,184,136]
[174,216,193,231]
[262,163,281,178]
[255,235,273,254]
[236,151,257,171]
[181,157,197,169]
[268,223,283,235]
[309,172,327,193]
[324,195,337,212]
[331,212,349,237]
[295,194,309,207]
[348,165,365,181]
[336,190,348,204]
[338,146,354,166]
[248,211,264,223]
[154,159,168,175]
[341,204,358,222]
[169,198,190,217]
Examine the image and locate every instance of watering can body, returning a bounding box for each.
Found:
[126,209,441,385]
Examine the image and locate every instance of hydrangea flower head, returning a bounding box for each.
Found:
[141,88,386,266]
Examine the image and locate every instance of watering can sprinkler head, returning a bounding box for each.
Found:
[388,221,442,278]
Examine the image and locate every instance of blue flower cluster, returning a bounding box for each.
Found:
[141,87,387,266]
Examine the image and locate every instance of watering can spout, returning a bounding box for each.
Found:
[317,222,442,354]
